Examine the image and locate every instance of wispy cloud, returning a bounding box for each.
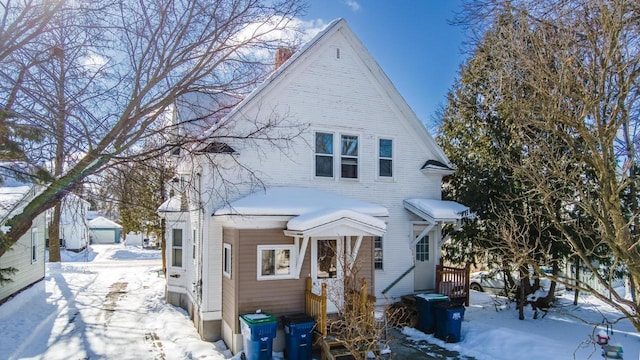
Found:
[344,0,361,11]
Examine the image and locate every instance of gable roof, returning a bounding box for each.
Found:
[88,216,122,229]
[201,19,452,167]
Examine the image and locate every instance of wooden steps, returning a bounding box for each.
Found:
[320,335,353,360]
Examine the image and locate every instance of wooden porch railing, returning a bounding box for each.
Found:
[436,259,470,306]
[304,277,376,336]
[306,277,328,337]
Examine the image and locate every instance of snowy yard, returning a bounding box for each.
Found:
[0,245,233,360]
[1,244,639,360]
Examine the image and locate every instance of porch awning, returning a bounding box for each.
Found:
[285,208,386,238]
[403,198,471,224]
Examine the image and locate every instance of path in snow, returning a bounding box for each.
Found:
[0,245,232,360]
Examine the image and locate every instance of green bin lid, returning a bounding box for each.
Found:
[240,313,277,325]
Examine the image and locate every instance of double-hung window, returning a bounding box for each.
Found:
[315,132,334,177]
[379,138,393,178]
[172,228,183,267]
[257,245,295,280]
[341,135,358,179]
[374,236,383,270]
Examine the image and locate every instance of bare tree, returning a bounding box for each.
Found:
[459,0,640,329]
[0,0,305,260]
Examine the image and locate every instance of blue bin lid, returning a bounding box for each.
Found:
[282,314,315,325]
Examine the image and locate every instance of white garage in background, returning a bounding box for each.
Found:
[88,216,122,244]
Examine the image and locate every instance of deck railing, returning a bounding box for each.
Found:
[305,277,327,337]
[436,260,470,306]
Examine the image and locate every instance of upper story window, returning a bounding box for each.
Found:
[172,228,183,267]
[379,138,393,177]
[315,132,334,177]
[340,135,358,179]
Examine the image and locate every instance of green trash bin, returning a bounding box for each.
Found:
[239,313,278,360]
[415,293,450,334]
[434,301,465,343]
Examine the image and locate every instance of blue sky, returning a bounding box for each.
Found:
[300,0,468,129]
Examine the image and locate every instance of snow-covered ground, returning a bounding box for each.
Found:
[0,245,233,360]
[1,244,638,360]
[405,288,640,359]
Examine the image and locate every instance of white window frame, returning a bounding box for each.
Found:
[377,137,394,179]
[315,132,334,178]
[171,228,184,268]
[31,228,38,263]
[223,243,232,279]
[374,236,383,270]
[257,245,296,280]
[340,134,359,179]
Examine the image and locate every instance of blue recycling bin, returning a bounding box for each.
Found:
[282,314,316,360]
[239,313,278,360]
[415,293,450,334]
[434,301,465,343]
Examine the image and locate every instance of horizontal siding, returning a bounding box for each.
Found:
[222,228,238,330]
[234,228,310,333]
[0,214,46,303]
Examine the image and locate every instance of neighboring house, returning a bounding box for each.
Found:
[124,231,144,246]
[88,216,122,244]
[0,175,46,304]
[158,19,470,353]
[52,193,90,251]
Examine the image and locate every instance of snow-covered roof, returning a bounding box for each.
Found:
[214,187,388,217]
[403,198,471,222]
[287,208,386,233]
[88,216,122,229]
[0,184,32,222]
[157,196,183,212]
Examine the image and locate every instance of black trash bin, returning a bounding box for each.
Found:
[282,314,316,360]
[415,293,450,334]
[239,313,278,360]
[433,301,465,343]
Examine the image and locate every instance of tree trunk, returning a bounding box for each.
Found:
[573,258,580,306]
[48,202,62,262]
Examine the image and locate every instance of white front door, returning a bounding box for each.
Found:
[413,225,435,292]
[311,238,342,313]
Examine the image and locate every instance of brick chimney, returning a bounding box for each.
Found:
[275,47,294,69]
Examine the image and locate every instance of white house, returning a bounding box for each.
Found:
[0,173,46,304]
[158,19,469,353]
[88,216,122,244]
[53,193,90,251]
